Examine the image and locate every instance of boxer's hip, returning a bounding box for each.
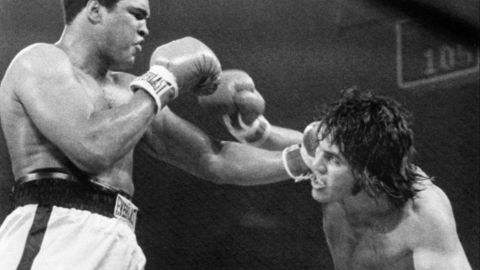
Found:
[13,171,138,230]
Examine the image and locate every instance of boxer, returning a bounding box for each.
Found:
[0,1,296,269]
[203,71,472,270]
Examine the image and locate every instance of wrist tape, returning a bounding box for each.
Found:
[130,65,178,112]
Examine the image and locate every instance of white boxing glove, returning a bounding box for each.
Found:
[131,37,221,112]
[282,121,321,182]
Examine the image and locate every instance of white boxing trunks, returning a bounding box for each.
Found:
[0,176,146,270]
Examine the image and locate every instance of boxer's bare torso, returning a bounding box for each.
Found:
[323,181,470,270]
[1,42,290,198]
[0,43,141,195]
[324,201,415,270]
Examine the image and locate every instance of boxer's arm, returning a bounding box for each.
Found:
[413,221,471,270]
[257,124,303,150]
[9,44,156,173]
[222,114,303,150]
[412,187,472,270]
[138,108,290,186]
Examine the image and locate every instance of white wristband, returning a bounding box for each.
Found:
[223,114,271,147]
[130,65,178,112]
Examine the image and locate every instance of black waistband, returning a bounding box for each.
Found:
[15,170,132,199]
[13,178,133,219]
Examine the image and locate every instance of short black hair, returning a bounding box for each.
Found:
[318,88,425,207]
[61,0,120,24]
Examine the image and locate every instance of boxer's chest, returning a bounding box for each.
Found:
[325,217,414,269]
[77,72,132,110]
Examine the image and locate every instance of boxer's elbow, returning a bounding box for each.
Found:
[67,144,115,174]
[70,154,111,174]
[72,130,129,173]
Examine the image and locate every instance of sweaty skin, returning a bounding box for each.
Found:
[323,182,470,270]
[0,43,154,195]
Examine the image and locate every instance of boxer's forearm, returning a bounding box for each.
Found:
[73,91,156,171]
[203,141,290,186]
[140,109,291,186]
[257,125,303,151]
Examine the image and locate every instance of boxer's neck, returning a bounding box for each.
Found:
[56,26,109,80]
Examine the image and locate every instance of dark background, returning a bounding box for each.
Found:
[0,0,478,269]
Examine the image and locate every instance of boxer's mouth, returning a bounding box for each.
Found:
[134,44,142,53]
[311,177,325,189]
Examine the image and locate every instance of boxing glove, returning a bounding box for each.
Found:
[198,69,271,146]
[282,121,321,182]
[130,37,221,111]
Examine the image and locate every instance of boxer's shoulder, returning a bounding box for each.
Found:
[13,43,70,68]
[409,183,455,233]
[414,182,448,208]
[4,43,75,88]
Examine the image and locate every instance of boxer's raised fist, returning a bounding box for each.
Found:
[131,37,221,111]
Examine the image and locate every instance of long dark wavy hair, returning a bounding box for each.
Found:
[318,88,427,207]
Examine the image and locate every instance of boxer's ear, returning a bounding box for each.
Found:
[86,0,102,24]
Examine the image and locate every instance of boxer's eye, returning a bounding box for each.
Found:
[324,153,341,165]
[131,12,143,20]
[129,8,147,20]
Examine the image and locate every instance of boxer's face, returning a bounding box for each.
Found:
[308,136,356,203]
[101,0,150,69]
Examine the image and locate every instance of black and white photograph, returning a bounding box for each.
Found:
[0,0,478,269]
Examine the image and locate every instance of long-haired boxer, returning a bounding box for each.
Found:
[0,1,301,269]
[204,72,471,270]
